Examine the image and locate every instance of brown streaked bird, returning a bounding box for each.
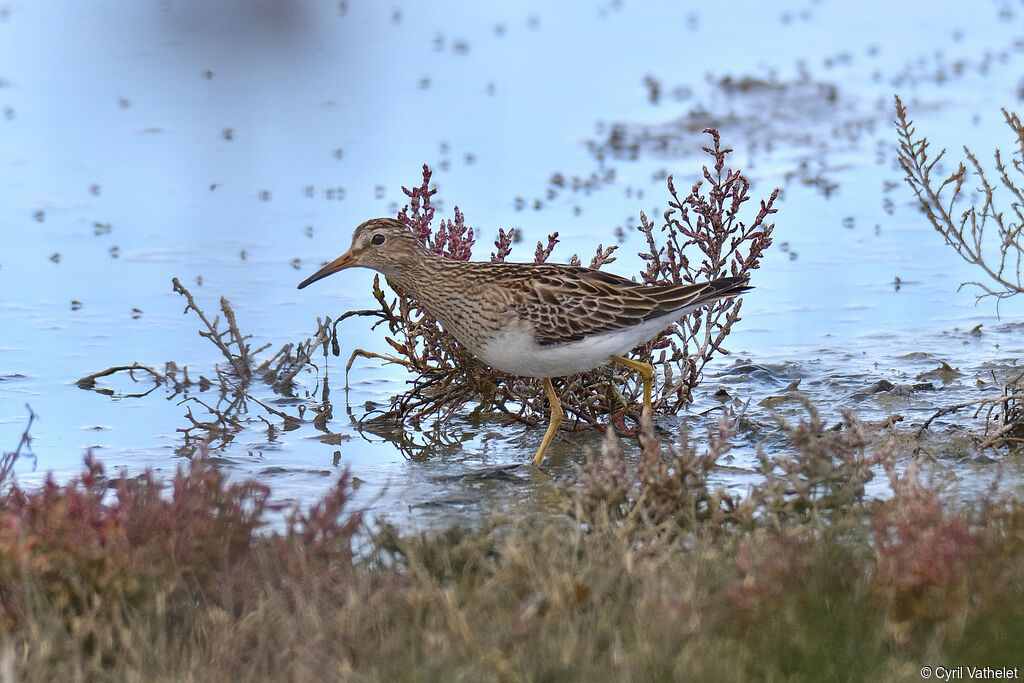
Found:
[298,217,750,466]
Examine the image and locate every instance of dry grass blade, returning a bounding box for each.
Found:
[0,406,36,487]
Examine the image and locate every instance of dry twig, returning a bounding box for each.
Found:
[0,406,36,486]
[895,96,1024,305]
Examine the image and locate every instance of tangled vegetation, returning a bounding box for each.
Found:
[72,129,774,458]
[332,129,776,436]
[75,278,339,457]
[0,407,1021,680]
[895,96,1024,454]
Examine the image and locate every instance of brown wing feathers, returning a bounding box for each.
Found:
[492,263,749,346]
[643,276,751,319]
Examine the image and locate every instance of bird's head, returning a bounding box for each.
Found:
[297,217,427,289]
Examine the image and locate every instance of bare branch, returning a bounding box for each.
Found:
[894,95,1024,303]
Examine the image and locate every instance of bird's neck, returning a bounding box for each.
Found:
[384,250,458,305]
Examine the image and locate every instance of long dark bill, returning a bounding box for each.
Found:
[297,250,357,289]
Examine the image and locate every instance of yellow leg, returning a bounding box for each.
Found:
[610,355,654,414]
[533,378,564,466]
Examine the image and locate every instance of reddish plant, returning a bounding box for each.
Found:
[0,452,363,647]
[871,467,981,644]
[334,132,776,437]
[572,411,745,533]
[280,469,363,575]
[638,129,776,406]
[0,452,269,651]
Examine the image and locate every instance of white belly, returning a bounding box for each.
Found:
[474,310,688,378]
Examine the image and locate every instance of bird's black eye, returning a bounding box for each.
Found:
[371,233,386,246]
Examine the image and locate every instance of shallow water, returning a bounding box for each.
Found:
[2,0,1024,528]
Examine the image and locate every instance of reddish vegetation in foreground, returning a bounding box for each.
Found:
[0,406,1021,680]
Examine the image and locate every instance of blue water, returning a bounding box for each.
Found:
[2,0,1023,526]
